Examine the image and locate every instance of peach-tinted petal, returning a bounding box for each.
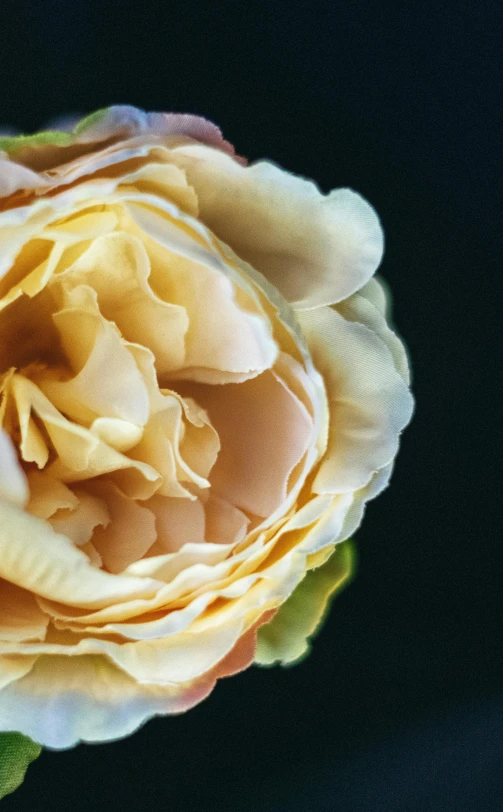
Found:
[187,368,313,517]
[0,580,49,643]
[146,494,205,553]
[204,495,249,545]
[89,483,156,574]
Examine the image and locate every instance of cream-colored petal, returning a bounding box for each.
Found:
[49,487,110,547]
[0,156,49,198]
[296,306,413,495]
[0,242,64,312]
[0,430,28,507]
[117,159,198,215]
[54,232,188,373]
[357,275,388,315]
[26,472,79,519]
[89,418,143,453]
[0,655,39,692]
[37,284,150,426]
[123,541,232,586]
[80,542,103,567]
[36,533,281,628]
[39,210,118,244]
[0,580,49,643]
[168,145,383,309]
[9,375,161,498]
[0,500,163,609]
[130,392,217,498]
[185,368,313,517]
[123,202,278,382]
[177,396,220,480]
[336,284,411,384]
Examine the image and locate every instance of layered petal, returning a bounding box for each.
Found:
[168,145,384,309]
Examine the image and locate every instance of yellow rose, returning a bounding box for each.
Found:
[0,106,413,748]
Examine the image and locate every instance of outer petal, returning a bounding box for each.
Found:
[167,145,384,308]
[0,654,216,749]
[296,306,413,495]
[338,277,411,384]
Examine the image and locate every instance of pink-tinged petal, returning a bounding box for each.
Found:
[210,608,279,679]
[73,106,243,161]
[168,145,383,308]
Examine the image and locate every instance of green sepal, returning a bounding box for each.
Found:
[74,107,109,135]
[0,732,42,800]
[256,539,356,667]
[0,130,72,154]
[0,107,111,154]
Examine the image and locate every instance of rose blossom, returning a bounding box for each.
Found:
[0,106,413,748]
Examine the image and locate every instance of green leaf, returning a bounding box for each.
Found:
[0,732,42,800]
[255,540,356,667]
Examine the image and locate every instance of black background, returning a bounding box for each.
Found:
[1,1,501,810]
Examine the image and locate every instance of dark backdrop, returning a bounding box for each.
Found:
[1,1,501,810]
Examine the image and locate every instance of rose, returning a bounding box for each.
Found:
[0,106,413,750]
